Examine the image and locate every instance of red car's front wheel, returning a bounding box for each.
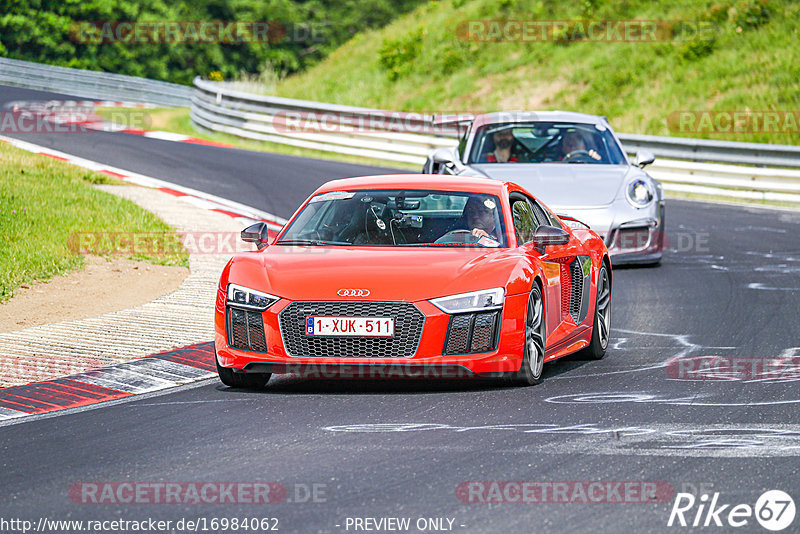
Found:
[216,355,271,389]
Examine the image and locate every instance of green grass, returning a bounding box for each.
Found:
[0,142,188,303]
[96,107,416,170]
[267,0,799,145]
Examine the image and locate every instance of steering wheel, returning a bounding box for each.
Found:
[563,150,596,163]
[434,229,480,244]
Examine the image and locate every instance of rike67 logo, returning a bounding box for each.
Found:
[668,490,796,531]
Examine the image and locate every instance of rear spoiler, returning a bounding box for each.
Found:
[431,113,475,126]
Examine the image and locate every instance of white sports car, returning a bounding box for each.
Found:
[423,111,665,265]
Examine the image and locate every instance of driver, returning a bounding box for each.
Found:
[486,127,519,163]
[462,195,499,241]
[560,131,601,161]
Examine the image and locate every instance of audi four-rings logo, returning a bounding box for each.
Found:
[338,289,370,297]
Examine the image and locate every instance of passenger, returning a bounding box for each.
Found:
[486,127,519,163]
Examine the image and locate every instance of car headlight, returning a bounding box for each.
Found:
[430,287,504,314]
[227,284,280,310]
[626,179,654,208]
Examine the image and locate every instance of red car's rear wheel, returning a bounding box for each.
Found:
[579,262,611,360]
[509,283,545,386]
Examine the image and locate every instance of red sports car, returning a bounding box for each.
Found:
[215,174,612,388]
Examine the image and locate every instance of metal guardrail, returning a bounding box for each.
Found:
[191,77,453,164]
[192,77,800,204]
[0,57,191,107]
[617,133,800,169]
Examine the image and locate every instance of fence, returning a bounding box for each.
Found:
[0,57,191,107]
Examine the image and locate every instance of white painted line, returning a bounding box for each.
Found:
[0,407,28,420]
[68,357,214,396]
[112,360,202,383]
[143,131,192,142]
[76,367,177,394]
[133,358,214,380]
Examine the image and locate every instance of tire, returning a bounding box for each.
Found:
[578,262,611,360]
[508,283,546,386]
[216,356,271,389]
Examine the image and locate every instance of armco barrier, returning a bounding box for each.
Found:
[0,57,191,107]
[191,77,800,204]
[2,61,797,204]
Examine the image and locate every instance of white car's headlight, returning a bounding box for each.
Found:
[626,179,654,208]
[227,284,280,310]
[430,287,504,314]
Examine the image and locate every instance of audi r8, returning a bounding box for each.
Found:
[215,174,612,388]
[423,111,665,265]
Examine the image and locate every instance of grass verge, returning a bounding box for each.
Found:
[0,141,188,303]
[270,0,799,146]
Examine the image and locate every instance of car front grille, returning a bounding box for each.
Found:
[227,307,268,352]
[279,301,425,358]
[444,311,500,355]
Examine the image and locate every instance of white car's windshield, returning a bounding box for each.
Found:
[469,122,627,165]
[278,190,508,247]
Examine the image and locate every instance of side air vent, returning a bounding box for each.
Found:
[569,256,592,323]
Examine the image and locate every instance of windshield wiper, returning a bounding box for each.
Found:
[425,242,491,248]
[277,239,351,246]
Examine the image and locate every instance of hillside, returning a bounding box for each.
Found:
[0,0,426,84]
[272,0,799,144]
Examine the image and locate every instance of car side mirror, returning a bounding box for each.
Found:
[241,222,270,250]
[635,150,655,168]
[429,147,464,174]
[531,225,570,254]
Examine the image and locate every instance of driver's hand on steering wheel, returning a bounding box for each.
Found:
[472,228,490,239]
[564,149,602,161]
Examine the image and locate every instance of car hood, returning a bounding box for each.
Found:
[468,163,632,207]
[229,246,525,302]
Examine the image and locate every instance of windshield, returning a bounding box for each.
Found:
[278,190,508,248]
[468,121,627,165]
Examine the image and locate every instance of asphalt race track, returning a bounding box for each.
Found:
[2,85,800,533]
